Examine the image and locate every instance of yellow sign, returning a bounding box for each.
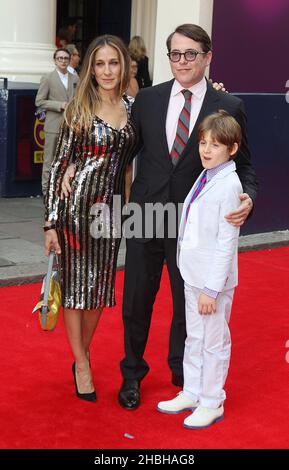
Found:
[34,117,45,149]
[34,151,44,163]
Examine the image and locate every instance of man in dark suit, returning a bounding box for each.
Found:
[118,24,258,410]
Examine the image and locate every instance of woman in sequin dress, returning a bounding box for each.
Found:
[44,35,137,401]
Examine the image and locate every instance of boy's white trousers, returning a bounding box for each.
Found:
[183,283,235,409]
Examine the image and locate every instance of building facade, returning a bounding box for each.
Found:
[0,0,288,233]
[0,0,213,84]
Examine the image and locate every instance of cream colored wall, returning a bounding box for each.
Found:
[0,0,56,83]
[130,0,157,78]
[148,0,214,84]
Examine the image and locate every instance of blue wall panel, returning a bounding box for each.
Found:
[236,93,289,234]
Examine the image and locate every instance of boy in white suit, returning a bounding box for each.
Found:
[157,110,243,429]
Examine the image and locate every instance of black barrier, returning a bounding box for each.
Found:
[0,80,43,197]
[0,77,8,89]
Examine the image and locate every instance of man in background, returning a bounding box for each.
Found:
[66,44,81,77]
[35,48,79,195]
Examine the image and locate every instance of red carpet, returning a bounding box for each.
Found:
[0,247,289,449]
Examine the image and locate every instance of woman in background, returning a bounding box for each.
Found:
[126,57,139,97]
[128,35,152,88]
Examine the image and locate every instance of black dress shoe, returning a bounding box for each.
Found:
[118,379,140,410]
[171,372,184,388]
[72,362,96,402]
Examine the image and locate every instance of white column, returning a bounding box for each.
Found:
[0,0,57,83]
[152,0,214,84]
[130,0,157,77]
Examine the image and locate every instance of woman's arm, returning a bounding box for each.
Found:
[125,163,133,204]
[45,120,79,222]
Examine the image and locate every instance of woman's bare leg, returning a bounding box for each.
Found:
[82,307,103,359]
[63,308,94,394]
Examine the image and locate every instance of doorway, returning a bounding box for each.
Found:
[57,0,132,59]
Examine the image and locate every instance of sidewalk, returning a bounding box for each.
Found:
[0,197,288,286]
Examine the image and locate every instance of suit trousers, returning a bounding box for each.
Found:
[183,283,234,409]
[120,231,186,381]
[42,132,59,195]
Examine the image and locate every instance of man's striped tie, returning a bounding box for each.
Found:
[170,89,192,165]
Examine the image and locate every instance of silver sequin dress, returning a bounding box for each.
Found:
[45,96,137,310]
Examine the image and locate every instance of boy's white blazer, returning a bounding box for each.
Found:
[177,161,243,292]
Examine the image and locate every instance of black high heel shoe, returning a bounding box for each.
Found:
[72,362,96,402]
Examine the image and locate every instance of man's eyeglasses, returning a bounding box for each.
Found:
[167,50,207,63]
[56,56,70,62]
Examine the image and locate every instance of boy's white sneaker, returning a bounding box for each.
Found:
[157,392,199,414]
[183,405,224,429]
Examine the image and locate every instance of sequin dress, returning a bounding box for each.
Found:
[45,96,137,310]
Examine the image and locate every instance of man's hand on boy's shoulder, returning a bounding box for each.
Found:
[225,193,253,227]
[209,79,228,93]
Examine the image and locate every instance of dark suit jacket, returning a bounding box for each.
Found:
[131,79,257,207]
[136,56,152,88]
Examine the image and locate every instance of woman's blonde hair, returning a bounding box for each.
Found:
[65,34,131,131]
[128,35,146,61]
